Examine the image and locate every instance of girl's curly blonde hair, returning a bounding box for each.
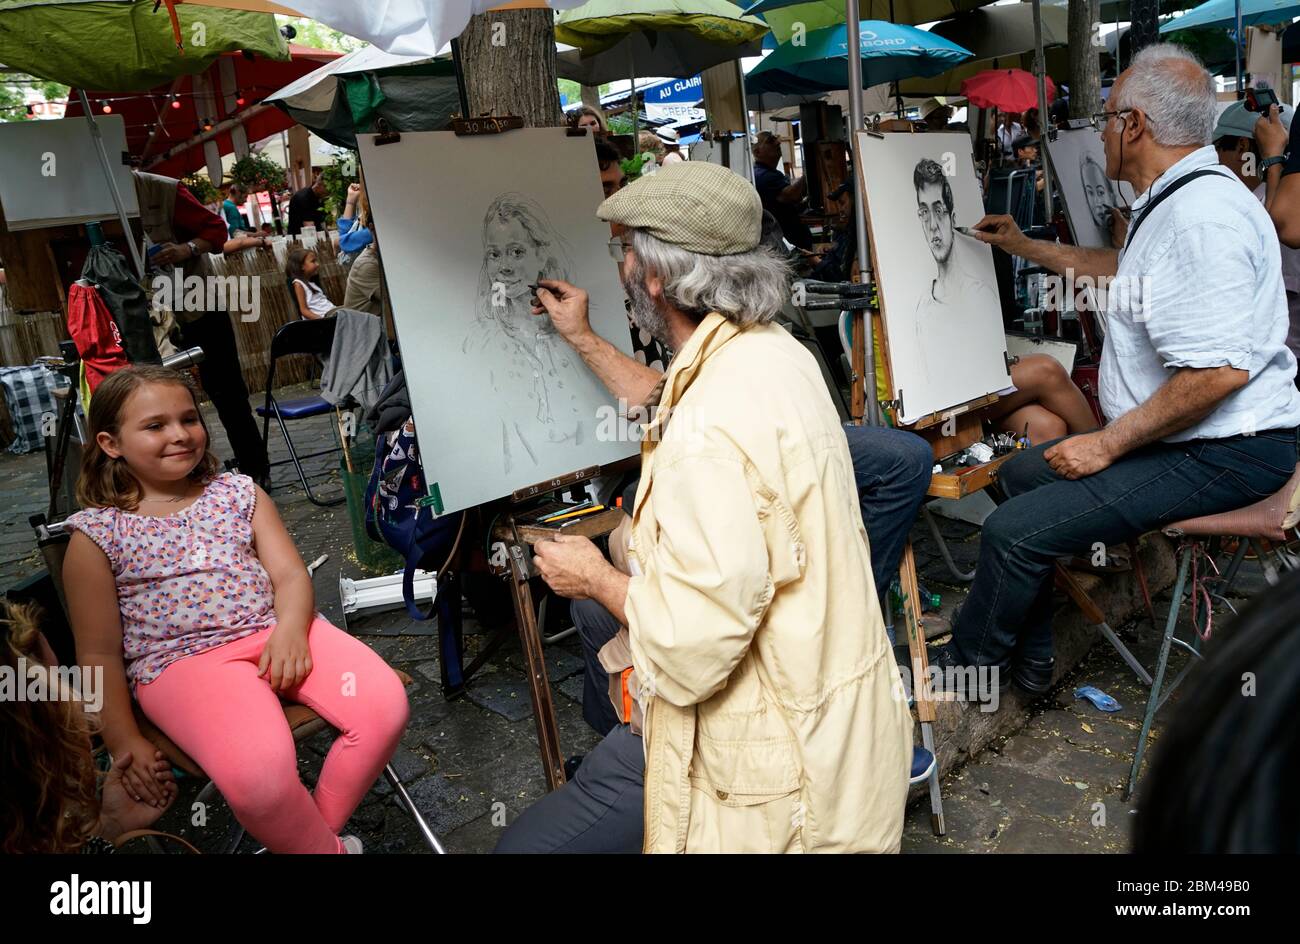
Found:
[0,601,101,853]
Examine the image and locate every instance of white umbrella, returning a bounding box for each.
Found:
[184,0,591,57]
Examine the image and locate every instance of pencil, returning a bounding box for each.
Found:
[545,504,606,524]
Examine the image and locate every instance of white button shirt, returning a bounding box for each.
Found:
[1101,146,1300,441]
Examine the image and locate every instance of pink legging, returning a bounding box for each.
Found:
[135,618,409,854]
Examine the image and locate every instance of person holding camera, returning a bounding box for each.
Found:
[1216,99,1300,376]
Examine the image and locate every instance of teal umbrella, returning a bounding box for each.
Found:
[1159,0,1300,31]
[746,20,973,95]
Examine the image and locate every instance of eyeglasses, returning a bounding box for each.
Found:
[1089,108,1153,132]
[916,204,951,225]
[607,237,632,261]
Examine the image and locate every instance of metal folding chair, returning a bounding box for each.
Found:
[257,318,346,507]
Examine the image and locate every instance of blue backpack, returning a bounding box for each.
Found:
[363,422,465,625]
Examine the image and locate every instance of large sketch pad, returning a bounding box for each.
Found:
[855,132,1012,425]
[1044,126,1137,250]
[358,129,638,513]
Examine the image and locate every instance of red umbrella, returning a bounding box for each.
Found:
[960,68,1056,113]
[65,44,342,180]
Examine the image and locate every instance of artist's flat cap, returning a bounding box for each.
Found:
[597,161,762,255]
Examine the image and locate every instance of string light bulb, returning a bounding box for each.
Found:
[171,96,181,109]
[101,102,112,114]
[235,93,246,107]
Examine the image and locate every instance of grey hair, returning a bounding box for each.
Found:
[628,229,790,327]
[1114,43,1216,147]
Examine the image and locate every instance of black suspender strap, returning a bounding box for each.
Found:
[1124,168,1228,248]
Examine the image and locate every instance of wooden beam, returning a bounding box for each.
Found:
[144,104,276,169]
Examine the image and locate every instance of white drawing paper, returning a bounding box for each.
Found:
[358,129,638,513]
[1044,125,1137,250]
[0,116,139,230]
[855,131,1012,425]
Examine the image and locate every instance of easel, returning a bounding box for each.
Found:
[485,466,630,791]
[358,115,631,792]
[839,129,1024,836]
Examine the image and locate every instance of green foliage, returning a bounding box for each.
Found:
[320,159,359,225]
[0,74,68,122]
[39,80,69,104]
[0,84,25,122]
[183,174,220,206]
[277,16,366,54]
[229,153,287,194]
[606,113,636,136]
[558,78,581,108]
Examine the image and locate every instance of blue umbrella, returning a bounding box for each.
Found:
[1159,0,1300,32]
[745,20,973,95]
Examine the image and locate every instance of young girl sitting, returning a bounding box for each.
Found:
[287,247,336,320]
[64,366,408,854]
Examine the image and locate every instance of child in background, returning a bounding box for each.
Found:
[0,601,178,853]
[287,246,335,320]
[63,366,408,854]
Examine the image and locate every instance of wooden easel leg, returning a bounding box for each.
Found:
[898,541,945,835]
[504,530,566,791]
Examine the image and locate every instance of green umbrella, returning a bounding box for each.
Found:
[557,0,769,135]
[742,0,999,44]
[0,0,288,91]
[0,0,287,280]
[557,0,769,56]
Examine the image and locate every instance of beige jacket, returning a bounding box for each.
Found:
[624,313,913,853]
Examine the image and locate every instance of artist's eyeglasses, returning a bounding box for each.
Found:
[916,204,951,225]
[607,237,633,261]
[1090,108,1150,132]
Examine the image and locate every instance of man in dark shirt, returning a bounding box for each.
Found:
[131,171,270,482]
[751,131,813,250]
[287,174,327,235]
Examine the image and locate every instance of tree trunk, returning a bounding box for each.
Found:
[1067,0,1103,119]
[458,11,563,128]
[1127,0,1161,67]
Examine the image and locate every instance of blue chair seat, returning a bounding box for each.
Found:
[257,395,334,420]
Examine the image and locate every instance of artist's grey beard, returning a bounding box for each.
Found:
[623,270,671,346]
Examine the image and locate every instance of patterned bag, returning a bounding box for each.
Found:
[363,420,464,623]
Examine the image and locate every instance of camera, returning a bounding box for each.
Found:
[1245,87,1279,113]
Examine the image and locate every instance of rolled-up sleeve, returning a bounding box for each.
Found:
[625,451,771,708]
[1141,221,1256,371]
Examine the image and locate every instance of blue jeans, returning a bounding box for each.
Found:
[951,427,1300,669]
[843,424,934,630]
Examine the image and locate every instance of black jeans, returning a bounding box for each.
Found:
[178,310,269,480]
[951,427,1299,669]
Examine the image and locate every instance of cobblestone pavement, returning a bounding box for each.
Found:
[0,385,1270,853]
